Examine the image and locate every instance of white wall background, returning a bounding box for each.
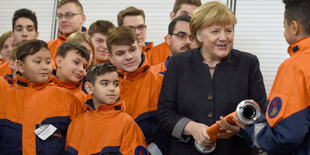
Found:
[0,0,289,94]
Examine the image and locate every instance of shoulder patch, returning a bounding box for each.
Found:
[268,97,282,119]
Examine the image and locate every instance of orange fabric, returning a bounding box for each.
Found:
[142,42,154,55]
[52,75,87,106]
[0,61,11,77]
[48,34,67,69]
[0,76,10,93]
[266,37,310,127]
[95,59,108,64]
[0,75,84,154]
[0,58,4,66]
[66,100,148,155]
[146,40,170,66]
[119,57,163,120]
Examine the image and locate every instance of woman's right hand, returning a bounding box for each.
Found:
[184,121,213,147]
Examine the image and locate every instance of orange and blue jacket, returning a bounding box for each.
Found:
[243,37,310,154]
[146,38,170,66]
[0,76,10,93]
[65,99,148,155]
[47,27,87,69]
[0,61,15,86]
[142,42,154,55]
[0,74,84,154]
[0,58,4,66]
[52,70,87,106]
[119,54,169,153]
[150,56,169,75]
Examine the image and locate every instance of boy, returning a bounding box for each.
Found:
[147,0,201,65]
[229,0,310,154]
[0,8,39,78]
[48,0,87,68]
[107,26,168,154]
[88,20,115,64]
[53,42,90,104]
[0,39,84,154]
[117,6,153,54]
[65,61,148,155]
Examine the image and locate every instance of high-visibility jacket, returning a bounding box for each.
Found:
[146,38,170,66]
[245,37,310,154]
[150,57,169,75]
[142,42,154,55]
[0,76,10,92]
[65,99,148,155]
[0,74,84,154]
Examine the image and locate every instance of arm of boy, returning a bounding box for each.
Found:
[120,118,148,155]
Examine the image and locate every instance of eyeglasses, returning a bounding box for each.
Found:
[57,12,82,20]
[171,32,195,41]
[127,25,147,32]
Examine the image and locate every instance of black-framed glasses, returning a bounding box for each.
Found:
[171,32,195,41]
[127,25,147,32]
[57,12,82,20]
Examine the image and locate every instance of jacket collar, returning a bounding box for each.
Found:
[16,72,53,90]
[288,37,310,57]
[118,54,150,81]
[85,98,124,114]
[51,70,83,92]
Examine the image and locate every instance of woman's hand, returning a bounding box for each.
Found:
[217,116,240,139]
[184,121,214,147]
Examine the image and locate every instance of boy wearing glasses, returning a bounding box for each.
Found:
[48,0,86,69]
[117,6,153,55]
[151,14,197,74]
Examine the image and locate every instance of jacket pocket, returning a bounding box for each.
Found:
[0,119,23,154]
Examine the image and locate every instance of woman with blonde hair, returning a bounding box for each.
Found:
[67,32,96,67]
[158,1,266,154]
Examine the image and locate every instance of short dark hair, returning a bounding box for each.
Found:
[58,0,84,13]
[106,26,137,54]
[173,0,201,13]
[283,0,310,34]
[12,8,38,32]
[56,42,90,62]
[117,6,145,26]
[168,14,191,34]
[88,20,115,37]
[16,39,49,62]
[86,61,118,85]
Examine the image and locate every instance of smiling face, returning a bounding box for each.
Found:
[56,50,88,82]
[13,17,39,44]
[197,24,234,61]
[1,35,14,62]
[57,2,85,36]
[90,71,120,106]
[18,48,52,83]
[108,41,141,73]
[91,33,109,62]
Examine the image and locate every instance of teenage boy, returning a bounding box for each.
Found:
[48,0,86,68]
[0,39,84,154]
[117,6,153,55]
[147,0,201,65]
[107,26,168,154]
[65,62,148,155]
[151,14,197,74]
[53,42,90,104]
[88,20,115,64]
[0,8,39,78]
[225,0,310,154]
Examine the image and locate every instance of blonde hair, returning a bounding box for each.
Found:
[0,31,13,54]
[66,32,96,66]
[190,1,237,43]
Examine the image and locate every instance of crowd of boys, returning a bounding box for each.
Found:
[0,0,309,154]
